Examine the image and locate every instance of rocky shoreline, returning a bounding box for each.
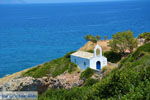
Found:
[0,72,84,94]
[0,63,117,94]
[0,40,116,94]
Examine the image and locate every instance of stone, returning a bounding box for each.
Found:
[0,72,84,93]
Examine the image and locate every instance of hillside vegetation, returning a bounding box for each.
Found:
[22,52,78,78]
[39,43,150,100]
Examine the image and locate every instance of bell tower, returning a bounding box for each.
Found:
[94,44,102,57]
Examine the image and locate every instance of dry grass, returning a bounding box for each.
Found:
[101,64,117,76]
[79,40,111,52]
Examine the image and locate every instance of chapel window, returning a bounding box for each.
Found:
[84,62,86,66]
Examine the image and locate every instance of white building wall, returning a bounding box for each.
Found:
[71,55,90,70]
[102,57,107,66]
[90,57,107,70]
[70,44,107,70]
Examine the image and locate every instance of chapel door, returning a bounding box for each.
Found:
[96,61,101,70]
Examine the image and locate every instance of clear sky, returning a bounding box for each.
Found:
[0,0,129,4]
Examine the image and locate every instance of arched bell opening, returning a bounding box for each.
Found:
[94,44,102,57]
[96,48,100,56]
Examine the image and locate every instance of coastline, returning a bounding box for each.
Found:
[0,40,110,85]
[0,68,31,85]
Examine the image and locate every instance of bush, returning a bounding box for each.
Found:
[87,50,94,53]
[22,52,78,78]
[80,68,94,79]
[84,78,99,86]
[108,30,138,53]
[38,43,150,100]
[101,66,116,77]
[138,32,150,43]
[92,43,150,99]
[84,35,100,43]
[39,87,93,100]
[64,51,75,58]
[104,51,122,63]
[132,43,150,57]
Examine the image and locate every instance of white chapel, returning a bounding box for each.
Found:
[71,44,107,70]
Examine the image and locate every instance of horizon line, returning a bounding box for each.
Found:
[0,0,139,5]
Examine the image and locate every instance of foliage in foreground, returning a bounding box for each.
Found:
[22,52,77,78]
[39,87,93,100]
[39,43,150,100]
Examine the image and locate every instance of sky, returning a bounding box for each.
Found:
[0,0,128,4]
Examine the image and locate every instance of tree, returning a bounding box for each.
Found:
[138,32,150,43]
[96,35,101,41]
[104,36,108,40]
[108,30,138,53]
[84,35,100,43]
[104,51,122,63]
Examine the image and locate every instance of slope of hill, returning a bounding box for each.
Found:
[39,43,150,100]
[79,40,110,52]
[22,52,78,78]
[0,41,149,100]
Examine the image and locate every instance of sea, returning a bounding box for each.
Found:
[0,1,150,78]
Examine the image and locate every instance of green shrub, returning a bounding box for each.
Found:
[84,78,99,86]
[39,87,93,100]
[104,51,122,63]
[91,43,150,99]
[38,43,150,100]
[87,50,94,53]
[80,68,94,79]
[119,43,150,67]
[132,43,150,57]
[138,32,150,43]
[64,51,75,58]
[22,52,78,78]
[108,30,138,53]
[84,35,101,43]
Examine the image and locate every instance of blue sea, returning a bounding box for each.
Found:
[0,1,150,78]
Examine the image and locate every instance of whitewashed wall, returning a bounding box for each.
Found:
[71,55,90,70]
[90,56,107,70]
